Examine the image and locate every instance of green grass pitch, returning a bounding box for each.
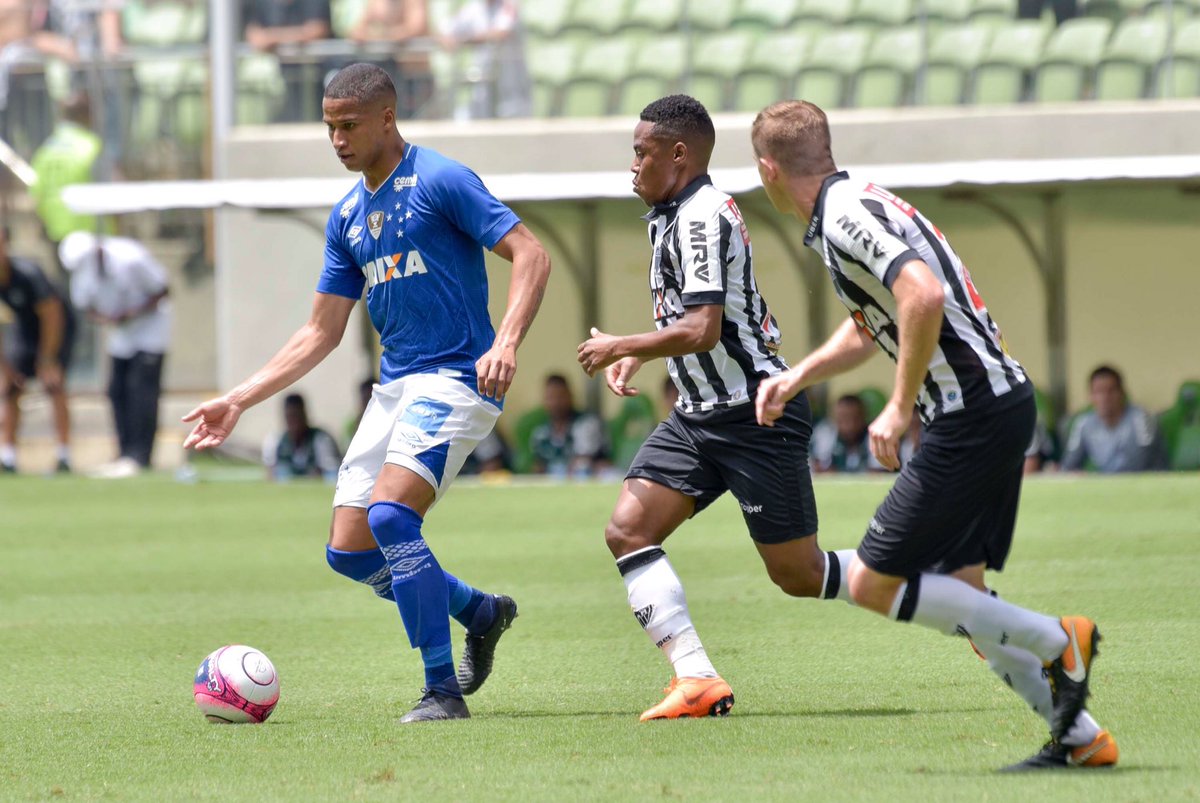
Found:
[2,473,1198,801]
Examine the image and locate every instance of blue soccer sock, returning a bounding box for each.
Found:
[445,573,497,636]
[367,501,460,696]
[325,545,395,600]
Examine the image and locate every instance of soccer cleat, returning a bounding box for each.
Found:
[399,688,470,723]
[457,594,518,695]
[1046,616,1101,741]
[0,462,15,474]
[639,676,735,721]
[55,459,71,474]
[1001,730,1119,772]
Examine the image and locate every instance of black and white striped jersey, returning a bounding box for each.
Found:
[645,175,787,414]
[804,171,1027,423]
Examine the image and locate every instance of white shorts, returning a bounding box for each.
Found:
[333,373,501,509]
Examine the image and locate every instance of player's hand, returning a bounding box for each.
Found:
[868,401,909,471]
[476,342,517,401]
[604,357,642,397]
[182,396,244,451]
[755,370,802,427]
[36,361,63,393]
[577,327,624,377]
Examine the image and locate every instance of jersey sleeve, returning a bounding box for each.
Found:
[432,161,520,250]
[316,206,365,300]
[823,198,921,290]
[678,204,734,307]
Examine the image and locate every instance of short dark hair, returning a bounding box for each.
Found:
[836,394,865,410]
[284,393,307,410]
[1089,365,1123,389]
[324,63,397,109]
[545,373,569,389]
[640,95,715,162]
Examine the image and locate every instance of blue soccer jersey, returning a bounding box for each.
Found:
[318,144,520,387]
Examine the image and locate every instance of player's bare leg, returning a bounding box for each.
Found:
[1,384,19,471]
[48,384,71,472]
[755,536,855,602]
[606,478,734,720]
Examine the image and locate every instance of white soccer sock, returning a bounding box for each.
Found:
[56,444,70,462]
[822,549,857,603]
[892,573,1068,661]
[0,444,14,466]
[617,546,717,679]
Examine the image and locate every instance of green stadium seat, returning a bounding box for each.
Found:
[1170,426,1200,471]
[797,0,856,27]
[685,31,753,113]
[236,55,286,125]
[331,0,367,39]
[512,408,550,474]
[624,0,686,34]
[1033,18,1113,102]
[1095,17,1169,101]
[734,0,804,31]
[852,0,915,27]
[1163,18,1200,98]
[608,395,659,471]
[970,0,1018,25]
[561,38,637,117]
[923,0,974,24]
[793,28,872,109]
[520,0,576,38]
[972,20,1050,104]
[1158,380,1200,467]
[732,30,812,112]
[852,26,922,107]
[565,0,629,36]
[121,0,207,45]
[616,34,689,116]
[527,40,579,117]
[1079,0,1123,22]
[683,0,740,32]
[923,24,992,105]
[858,387,887,421]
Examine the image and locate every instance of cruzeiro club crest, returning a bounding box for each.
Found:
[367,211,385,240]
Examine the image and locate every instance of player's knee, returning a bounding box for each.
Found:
[604,518,653,559]
[846,563,893,613]
[768,562,824,598]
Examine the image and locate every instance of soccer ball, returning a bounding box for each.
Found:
[193,645,280,723]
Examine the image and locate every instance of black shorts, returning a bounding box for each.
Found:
[857,386,1036,578]
[10,315,76,381]
[626,395,818,544]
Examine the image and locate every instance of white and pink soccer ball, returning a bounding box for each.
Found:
[193,645,280,723]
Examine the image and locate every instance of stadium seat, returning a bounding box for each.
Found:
[851,0,916,28]
[797,0,856,27]
[236,55,286,125]
[512,408,551,474]
[1033,18,1113,102]
[1163,18,1200,98]
[923,25,992,105]
[792,28,872,109]
[732,30,812,112]
[1079,0,1124,22]
[624,0,686,34]
[858,387,887,421]
[521,0,576,39]
[561,39,637,117]
[1158,380,1200,468]
[121,0,207,45]
[970,0,1019,26]
[527,40,579,117]
[972,20,1050,104]
[852,27,923,107]
[683,0,740,32]
[331,0,367,39]
[616,34,689,116]
[923,0,974,24]
[564,0,629,36]
[686,31,753,113]
[1095,16,1169,101]
[734,0,804,32]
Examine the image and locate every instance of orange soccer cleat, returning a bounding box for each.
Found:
[1002,729,1118,771]
[639,676,735,721]
[1046,616,1102,741]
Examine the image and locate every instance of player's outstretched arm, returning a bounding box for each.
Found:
[755,317,876,427]
[577,304,722,378]
[182,292,356,450]
[869,260,943,469]
[478,223,551,401]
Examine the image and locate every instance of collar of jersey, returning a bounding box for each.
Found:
[803,170,850,246]
[362,143,416,199]
[642,173,713,220]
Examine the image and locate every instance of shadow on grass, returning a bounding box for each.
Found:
[483,706,994,720]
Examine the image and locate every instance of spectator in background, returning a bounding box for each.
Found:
[0,0,77,144]
[1061,365,1166,473]
[1024,415,1056,474]
[30,92,112,269]
[810,393,880,473]
[440,0,531,120]
[263,392,341,481]
[243,0,332,122]
[60,231,170,478]
[460,428,510,475]
[349,0,432,118]
[0,224,74,473]
[1017,0,1077,25]
[528,373,609,478]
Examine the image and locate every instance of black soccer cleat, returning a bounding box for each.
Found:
[399,689,470,723]
[1045,616,1101,741]
[457,594,518,695]
[1001,730,1118,772]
